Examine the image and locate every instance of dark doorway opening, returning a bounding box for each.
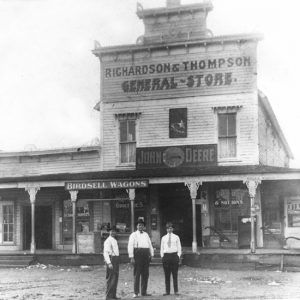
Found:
[159,183,202,247]
[23,206,53,250]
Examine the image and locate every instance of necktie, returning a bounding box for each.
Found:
[168,233,171,247]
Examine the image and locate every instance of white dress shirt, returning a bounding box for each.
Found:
[103,235,119,264]
[128,230,154,258]
[160,233,182,258]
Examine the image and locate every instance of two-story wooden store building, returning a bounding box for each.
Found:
[1,0,300,260]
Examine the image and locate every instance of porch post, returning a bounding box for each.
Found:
[25,186,40,254]
[243,178,261,253]
[127,189,135,232]
[69,190,78,254]
[185,180,202,253]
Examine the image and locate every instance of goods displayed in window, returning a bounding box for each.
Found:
[62,200,91,244]
[287,198,300,227]
[214,188,249,231]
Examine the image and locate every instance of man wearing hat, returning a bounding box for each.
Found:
[160,222,182,296]
[128,218,154,298]
[103,226,121,300]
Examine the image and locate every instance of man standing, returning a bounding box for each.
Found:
[128,218,154,298]
[103,226,121,300]
[160,222,182,296]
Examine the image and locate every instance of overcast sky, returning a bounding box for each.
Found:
[0,0,300,167]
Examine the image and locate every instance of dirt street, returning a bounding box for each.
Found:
[0,264,300,299]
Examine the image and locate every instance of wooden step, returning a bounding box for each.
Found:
[0,255,34,268]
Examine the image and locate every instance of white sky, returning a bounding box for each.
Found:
[0,0,299,167]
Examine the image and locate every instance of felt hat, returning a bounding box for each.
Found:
[136,218,145,226]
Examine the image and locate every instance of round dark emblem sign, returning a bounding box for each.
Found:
[163,147,184,168]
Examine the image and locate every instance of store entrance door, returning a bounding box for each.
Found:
[23,206,53,250]
[159,184,202,247]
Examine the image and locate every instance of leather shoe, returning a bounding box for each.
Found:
[163,293,170,296]
[174,292,180,295]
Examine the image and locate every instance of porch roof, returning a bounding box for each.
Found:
[1,164,300,185]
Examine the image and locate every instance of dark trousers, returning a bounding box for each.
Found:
[106,256,119,299]
[162,253,179,294]
[133,248,150,295]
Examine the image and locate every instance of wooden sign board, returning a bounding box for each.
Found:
[101,46,257,102]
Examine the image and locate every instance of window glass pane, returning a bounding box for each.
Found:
[218,114,227,137]
[231,210,239,231]
[63,200,72,217]
[8,214,13,223]
[128,120,136,141]
[3,205,14,242]
[228,114,236,136]
[227,137,236,157]
[120,120,127,142]
[215,209,231,230]
[119,118,136,164]
[128,143,136,162]
[219,138,229,158]
[120,144,127,163]
[219,135,236,158]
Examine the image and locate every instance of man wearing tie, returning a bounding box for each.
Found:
[160,222,182,296]
[128,218,154,298]
[103,226,121,300]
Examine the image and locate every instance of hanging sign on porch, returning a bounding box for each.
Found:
[65,179,149,191]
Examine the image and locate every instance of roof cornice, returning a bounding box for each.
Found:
[0,145,100,158]
[136,2,213,19]
[92,33,263,57]
[258,90,293,159]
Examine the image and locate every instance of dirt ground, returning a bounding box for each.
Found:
[1,263,300,300]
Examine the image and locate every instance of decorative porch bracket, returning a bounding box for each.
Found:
[185,180,202,253]
[69,190,78,254]
[243,177,262,254]
[25,186,40,254]
[126,189,136,232]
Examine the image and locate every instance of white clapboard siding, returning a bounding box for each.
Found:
[258,102,288,167]
[101,41,257,103]
[0,148,100,178]
[101,92,259,170]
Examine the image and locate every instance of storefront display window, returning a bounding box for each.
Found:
[62,199,91,244]
[287,198,300,227]
[113,190,147,233]
[214,188,249,232]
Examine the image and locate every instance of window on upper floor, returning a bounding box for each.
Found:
[218,113,237,158]
[119,118,136,164]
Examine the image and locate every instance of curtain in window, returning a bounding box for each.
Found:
[218,113,237,158]
[120,119,136,163]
